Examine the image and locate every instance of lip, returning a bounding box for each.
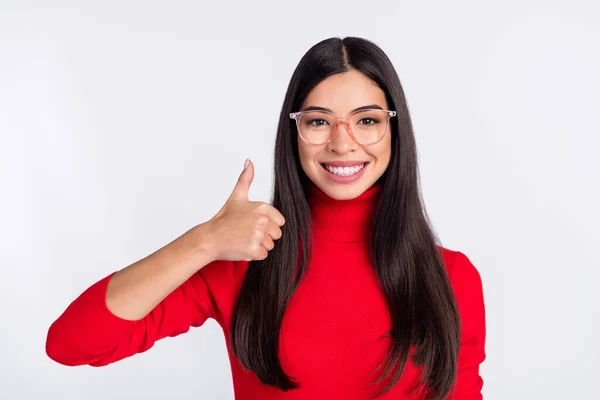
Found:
[321,162,369,183]
[320,160,369,167]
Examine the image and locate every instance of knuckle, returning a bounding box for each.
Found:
[255,215,269,228]
[248,243,261,258]
[252,229,265,241]
[254,247,266,259]
[257,202,271,213]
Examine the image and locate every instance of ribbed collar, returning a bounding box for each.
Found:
[308,182,382,242]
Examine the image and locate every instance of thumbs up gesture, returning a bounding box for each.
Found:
[204,159,286,262]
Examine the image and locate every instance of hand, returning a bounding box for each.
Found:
[203,159,285,262]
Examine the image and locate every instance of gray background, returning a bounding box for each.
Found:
[1,1,599,399]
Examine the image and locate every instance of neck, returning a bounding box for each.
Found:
[308,182,382,243]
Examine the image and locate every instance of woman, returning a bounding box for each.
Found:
[46,37,486,399]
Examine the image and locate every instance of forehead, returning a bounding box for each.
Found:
[301,70,388,112]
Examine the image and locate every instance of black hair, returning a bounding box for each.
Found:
[231,37,460,400]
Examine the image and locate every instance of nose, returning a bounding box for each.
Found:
[327,121,357,154]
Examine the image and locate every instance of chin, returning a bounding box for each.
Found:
[317,179,373,201]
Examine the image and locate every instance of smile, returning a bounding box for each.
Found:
[321,162,368,177]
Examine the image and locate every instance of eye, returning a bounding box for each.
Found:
[307,118,329,126]
[357,117,380,125]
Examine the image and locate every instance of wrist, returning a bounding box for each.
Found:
[187,222,219,264]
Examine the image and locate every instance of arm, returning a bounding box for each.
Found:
[46,160,284,367]
[45,223,221,366]
[447,251,487,400]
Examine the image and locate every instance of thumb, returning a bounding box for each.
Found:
[230,158,254,201]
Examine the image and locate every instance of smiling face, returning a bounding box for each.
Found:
[296,70,393,200]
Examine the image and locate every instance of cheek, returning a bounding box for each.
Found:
[297,139,319,174]
[297,139,308,166]
[369,136,392,166]
[382,138,392,165]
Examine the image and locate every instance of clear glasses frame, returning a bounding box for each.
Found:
[289,108,397,145]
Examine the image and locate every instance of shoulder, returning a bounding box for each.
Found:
[439,246,484,295]
[438,246,486,336]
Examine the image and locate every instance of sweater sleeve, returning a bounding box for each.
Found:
[46,265,219,367]
[446,251,487,400]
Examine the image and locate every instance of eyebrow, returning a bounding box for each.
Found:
[301,104,384,113]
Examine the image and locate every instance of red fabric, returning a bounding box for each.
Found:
[46,183,486,399]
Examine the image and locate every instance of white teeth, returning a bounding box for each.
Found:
[324,163,366,176]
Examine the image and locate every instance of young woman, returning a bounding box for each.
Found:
[46,37,486,400]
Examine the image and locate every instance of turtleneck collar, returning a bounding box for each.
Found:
[308,182,382,242]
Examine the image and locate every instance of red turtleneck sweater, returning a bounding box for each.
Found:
[46,183,486,399]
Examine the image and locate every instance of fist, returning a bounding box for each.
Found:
[205,159,285,262]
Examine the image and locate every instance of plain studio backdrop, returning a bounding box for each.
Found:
[1,1,599,399]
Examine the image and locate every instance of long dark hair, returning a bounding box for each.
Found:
[230,36,461,399]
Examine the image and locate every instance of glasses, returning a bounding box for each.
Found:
[290,108,397,145]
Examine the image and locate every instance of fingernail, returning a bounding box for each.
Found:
[244,159,250,169]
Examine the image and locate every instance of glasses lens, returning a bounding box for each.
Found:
[350,110,389,144]
[298,111,335,144]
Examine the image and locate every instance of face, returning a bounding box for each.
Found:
[297,70,392,200]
